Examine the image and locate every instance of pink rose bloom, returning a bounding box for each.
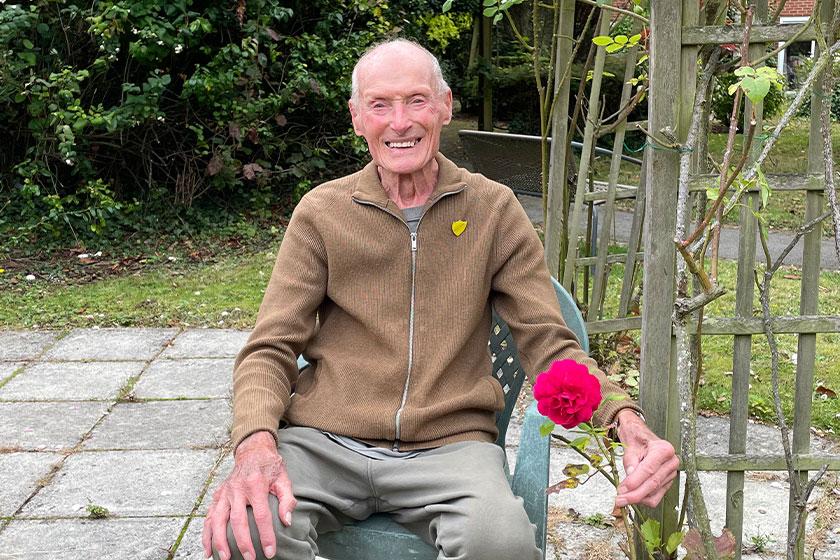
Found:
[533,359,602,429]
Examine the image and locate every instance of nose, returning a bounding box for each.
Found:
[390,102,412,135]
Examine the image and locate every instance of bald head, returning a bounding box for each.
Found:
[351,39,449,106]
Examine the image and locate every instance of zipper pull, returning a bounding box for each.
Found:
[411,232,417,252]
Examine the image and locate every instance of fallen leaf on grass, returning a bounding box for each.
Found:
[816,384,837,399]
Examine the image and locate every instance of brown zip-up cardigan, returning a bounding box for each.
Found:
[231,154,641,451]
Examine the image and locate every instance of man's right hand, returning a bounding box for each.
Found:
[203,431,297,560]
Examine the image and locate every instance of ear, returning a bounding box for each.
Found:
[348,100,364,136]
[441,89,453,126]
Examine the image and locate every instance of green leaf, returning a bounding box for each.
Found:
[666,531,685,555]
[589,453,603,466]
[562,463,590,477]
[706,187,720,200]
[569,436,589,451]
[605,43,624,54]
[483,0,497,5]
[22,39,34,49]
[483,7,496,16]
[734,66,755,78]
[592,35,613,46]
[630,33,642,43]
[637,54,649,65]
[742,76,771,105]
[19,51,36,67]
[728,82,740,96]
[442,0,453,12]
[614,35,628,45]
[539,420,556,437]
[640,519,662,552]
[492,12,502,24]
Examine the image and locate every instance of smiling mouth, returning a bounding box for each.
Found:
[385,138,421,149]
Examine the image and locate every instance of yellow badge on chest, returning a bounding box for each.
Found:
[451,220,467,237]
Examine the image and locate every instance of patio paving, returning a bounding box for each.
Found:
[0,328,836,560]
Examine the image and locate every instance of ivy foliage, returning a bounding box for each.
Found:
[0,0,473,251]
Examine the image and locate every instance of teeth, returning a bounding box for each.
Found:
[387,139,418,148]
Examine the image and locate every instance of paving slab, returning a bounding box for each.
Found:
[84,400,231,450]
[42,328,177,361]
[161,329,250,359]
[0,517,186,560]
[0,331,57,361]
[20,449,218,517]
[171,517,206,560]
[0,362,23,382]
[0,402,108,450]
[0,361,145,401]
[134,358,235,399]
[0,453,63,517]
[199,453,233,514]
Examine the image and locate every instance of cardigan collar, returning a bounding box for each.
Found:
[351,153,466,209]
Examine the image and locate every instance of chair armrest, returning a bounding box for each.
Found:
[511,399,550,557]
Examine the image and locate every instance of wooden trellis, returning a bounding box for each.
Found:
[546,1,840,557]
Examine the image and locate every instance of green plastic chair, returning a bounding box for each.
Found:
[302,277,588,560]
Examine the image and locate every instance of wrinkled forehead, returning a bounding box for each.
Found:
[355,45,437,96]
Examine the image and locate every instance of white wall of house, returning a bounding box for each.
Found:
[777,17,815,87]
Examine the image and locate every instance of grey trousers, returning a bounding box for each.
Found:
[217,426,541,560]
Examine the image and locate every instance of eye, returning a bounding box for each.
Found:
[410,97,426,105]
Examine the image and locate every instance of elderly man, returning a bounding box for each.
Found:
[203,39,679,560]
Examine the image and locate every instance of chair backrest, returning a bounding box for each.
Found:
[491,277,588,445]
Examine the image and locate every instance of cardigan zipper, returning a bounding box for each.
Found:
[352,186,465,449]
[393,231,418,447]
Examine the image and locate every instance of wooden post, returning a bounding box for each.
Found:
[790,2,833,556]
[562,14,610,290]
[639,0,682,531]
[727,5,767,557]
[479,16,493,132]
[589,34,640,321]
[545,0,576,278]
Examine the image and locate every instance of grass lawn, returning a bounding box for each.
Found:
[0,249,277,329]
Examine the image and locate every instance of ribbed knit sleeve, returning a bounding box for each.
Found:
[489,189,642,428]
[230,195,328,450]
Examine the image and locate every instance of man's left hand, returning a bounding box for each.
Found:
[613,409,680,508]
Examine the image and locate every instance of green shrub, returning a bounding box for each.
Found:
[0,1,474,252]
[711,70,786,126]
[793,56,840,121]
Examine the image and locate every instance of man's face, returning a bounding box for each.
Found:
[349,47,452,177]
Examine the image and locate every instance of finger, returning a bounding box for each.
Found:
[210,498,232,560]
[641,476,677,508]
[230,498,256,560]
[620,442,674,494]
[617,457,679,506]
[202,515,212,558]
[272,479,298,527]
[621,442,644,478]
[249,493,277,559]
